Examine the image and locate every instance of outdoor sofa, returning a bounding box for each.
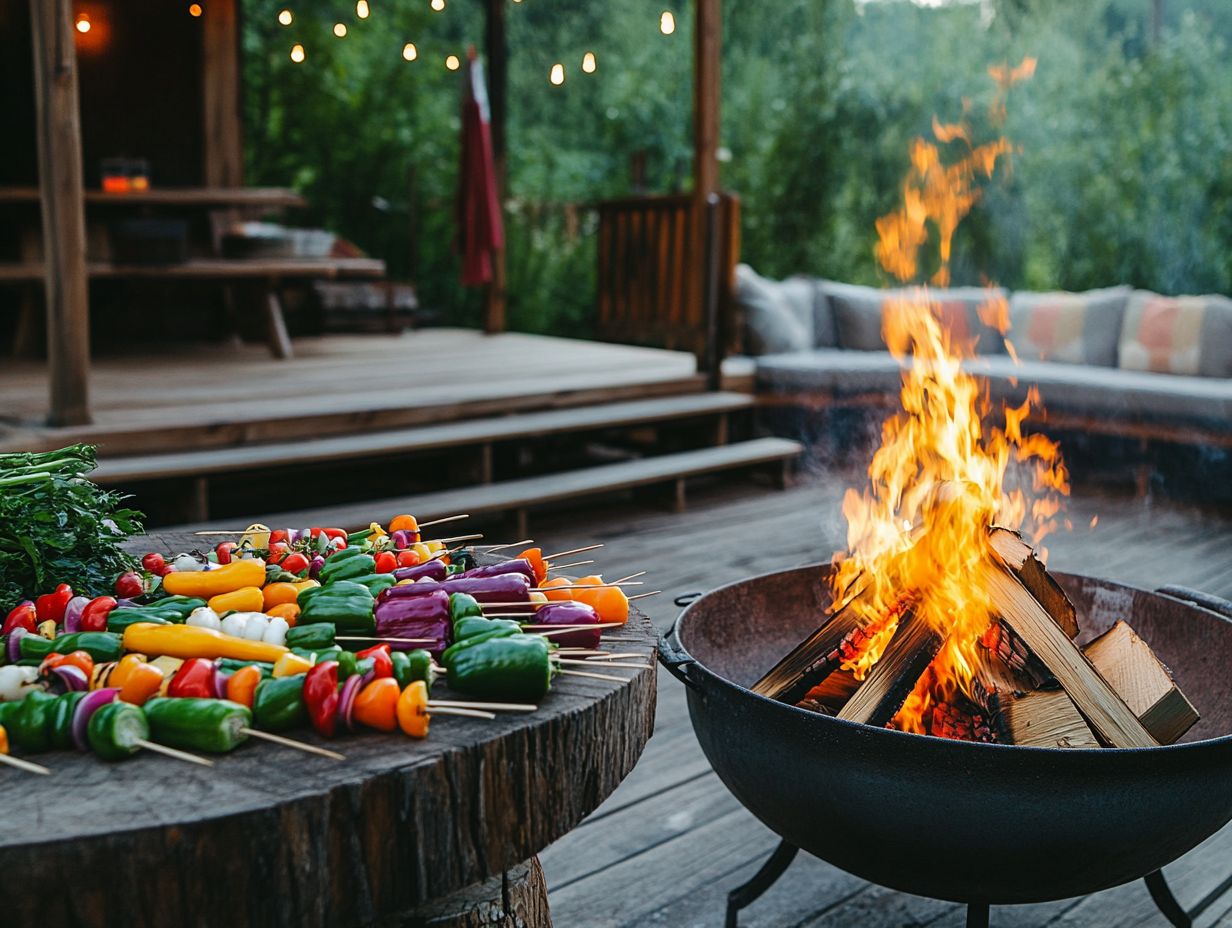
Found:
[736,264,1232,446]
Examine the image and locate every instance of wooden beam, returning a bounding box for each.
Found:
[202,0,243,186]
[482,0,507,335]
[30,0,90,426]
[692,0,721,202]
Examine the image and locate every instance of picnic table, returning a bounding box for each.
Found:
[0,531,656,928]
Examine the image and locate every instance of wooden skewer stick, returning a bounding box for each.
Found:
[548,559,595,572]
[543,543,604,561]
[529,582,642,592]
[527,622,625,633]
[416,514,470,529]
[135,739,214,767]
[628,591,662,601]
[428,700,537,713]
[558,659,651,669]
[585,652,646,661]
[0,753,51,775]
[336,636,437,644]
[431,706,497,720]
[429,533,485,545]
[611,570,648,585]
[558,668,630,683]
[482,539,533,552]
[240,728,346,760]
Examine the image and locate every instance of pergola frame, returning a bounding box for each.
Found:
[28,0,720,426]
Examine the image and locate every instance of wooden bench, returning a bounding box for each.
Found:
[176,436,803,537]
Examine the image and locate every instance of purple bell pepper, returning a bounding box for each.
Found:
[374,589,451,654]
[462,558,536,584]
[392,559,448,583]
[530,601,603,650]
[379,572,531,605]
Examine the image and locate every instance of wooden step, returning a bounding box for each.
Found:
[174,438,803,533]
[92,392,754,485]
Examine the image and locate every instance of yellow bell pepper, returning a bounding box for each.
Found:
[273,652,315,678]
[239,523,272,550]
[208,586,265,614]
[122,622,288,663]
[163,559,266,598]
[37,620,57,639]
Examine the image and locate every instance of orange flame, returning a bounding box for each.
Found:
[829,59,1068,734]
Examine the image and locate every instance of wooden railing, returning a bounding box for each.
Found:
[596,193,741,365]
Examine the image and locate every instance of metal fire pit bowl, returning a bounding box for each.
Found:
[659,564,1232,919]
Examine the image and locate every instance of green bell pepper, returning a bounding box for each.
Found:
[219,658,274,677]
[297,581,376,633]
[49,691,86,750]
[253,673,308,732]
[454,616,521,641]
[20,631,123,664]
[390,650,412,688]
[106,609,172,633]
[143,596,208,619]
[336,650,359,679]
[320,553,377,584]
[406,648,435,689]
[449,593,483,624]
[11,690,57,753]
[443,635,553,702]
[88,701,148,761]
[144,697,251,753]
[286,623,336,650]
[348,573,397,596]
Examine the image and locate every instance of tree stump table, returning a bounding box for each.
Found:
[1,532,657,928]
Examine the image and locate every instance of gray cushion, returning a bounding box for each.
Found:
[822,281,1008,355]
[735,264,814,355]
[1008,286,1130,367]
[755,350,1232,427]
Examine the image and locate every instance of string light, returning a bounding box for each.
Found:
[278,9,293,25]
[549,63,565,85]
[430,0,445,10]
[188,3,203,16]
[402,42,417,61]
[659,10,676,34]
[581,51,596,73]
[356,0,369,17]
[75,12,91,33]
[290,43,305,62]
[445,54,460,70]
[333,22,347,36]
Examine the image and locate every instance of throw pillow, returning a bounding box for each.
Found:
[735,264,814,355]
[1007,286,1130,367]
[823,280,1007,354]
[1119,291,1232,377]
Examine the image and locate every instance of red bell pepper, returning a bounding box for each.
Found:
[168,657,219,699]
[357,643,394,679]
[79,596,118,633]
[374,551,397,574]
[281,552,310,576]
[2,602,37,635]
[304,660,340,737]
[35,584,74,625]
[114,571,145,599]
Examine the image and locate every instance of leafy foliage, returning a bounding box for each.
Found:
[241,0,1232,335]
[0,446,142,605]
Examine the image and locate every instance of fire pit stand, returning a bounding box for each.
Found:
[662,576,1232,928]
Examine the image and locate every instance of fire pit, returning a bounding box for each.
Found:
[660,565,1232,927]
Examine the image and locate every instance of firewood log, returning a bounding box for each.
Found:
[972,649,1098,748]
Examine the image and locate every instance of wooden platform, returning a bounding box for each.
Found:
[0,330,703,455]
[520,476,1232,927]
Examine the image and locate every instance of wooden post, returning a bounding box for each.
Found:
[202,0,244,187]
[692,0,721,374]
[30,0,91,426]
[482,0,507,334]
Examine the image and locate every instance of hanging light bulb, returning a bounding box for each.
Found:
[333,22,347,36]
[402,43,417,60]
[290,43,305,62]
[445,54,460,70]
[581,51,596,74]
[659,10,676,35]
[549,63,565,86]
[278,9,293,25]
[188,3,203,17]
[430,0,445,10]
[356,0,369,18]
[75,12,91,33]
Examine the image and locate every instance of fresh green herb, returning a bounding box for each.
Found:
[0,445,143,606]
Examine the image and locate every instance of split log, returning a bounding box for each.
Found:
[980,559,1157,748]
[981,620,1055,690]
[837,610,944,727]
[1084,621,1199,745]
[799,669,859,713]
[988,527,1079,639]
[972,650,1098,748]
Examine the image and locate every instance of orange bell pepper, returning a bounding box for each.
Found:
[591,586,630,626]
[41,649,94,681]
[571,575,606,608]
[225,664,263,708]
[354,677,400,732]
[118,660,165,706]
[518,548,548,585]
[397,680,430,738]
[208,586,265,614]
[0,723,8,755]
[263,580,317,611]
[266,602,301,626]
[540,577,573,601]
[389,514,420,535]
[162,558,267,598]
[122,622,288,663]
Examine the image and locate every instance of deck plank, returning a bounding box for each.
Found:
[522,475,1232,927]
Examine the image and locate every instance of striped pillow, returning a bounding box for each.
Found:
[1008,287,1130,367]
[1119,291,1232,377]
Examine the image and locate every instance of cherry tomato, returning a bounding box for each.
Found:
[114,571,145,599]
[269,529,288,545]
[141,552,166,574]
[374,551,398,574]
[214,542,236,565]
[322,528,347,542]
[267,542,288,563]
[80,596,118,632]
[281,552,310,575]
[396,550,420,567]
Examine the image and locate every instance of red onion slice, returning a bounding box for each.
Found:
[50,664,89,693]
[72,687,119,751]
[338,674,363,732]
[6,628,27,664]
[212,667,230,699]
[62,596,90,634]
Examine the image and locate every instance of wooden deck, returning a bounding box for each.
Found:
[0,329,701,454]
[527,475,1232,927]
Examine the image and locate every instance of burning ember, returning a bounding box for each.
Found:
[753,61,1198,750]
